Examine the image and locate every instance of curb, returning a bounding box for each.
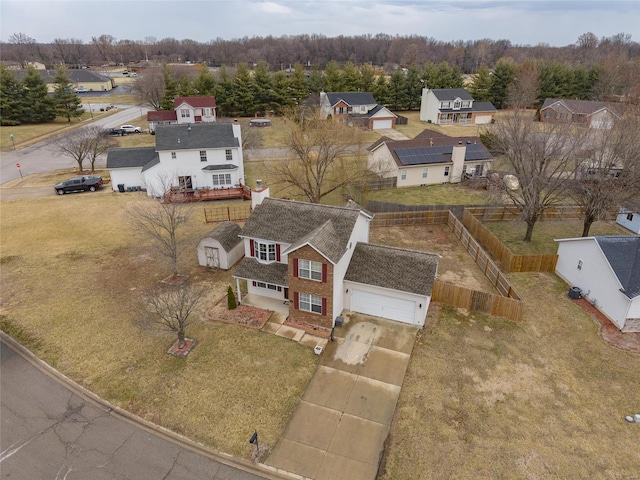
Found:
[0,331,295,480]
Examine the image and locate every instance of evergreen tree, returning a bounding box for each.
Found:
[22,66,56,123]
[306,65,325,94]
[388,69,409,110]
[405,64,423,110]
[193,64,217,96]
[51,67,83,122]
[489,60,516,109]
[340,61,360,91]
[0,64,24,125]
[234,63,256,116]
[468,64,493,101]
[160,64,179,110]
[359,63,375,93]
[372,74,390,106]
[214,65,234,117]
[270,70,294,113]
[251,61,273,114]
[289,62,310,104]
[324,60,342,92]
[176,73,195,97]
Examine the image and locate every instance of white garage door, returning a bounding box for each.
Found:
[474,115,492,125]
[372,119,393,130]
[351,289,416,324]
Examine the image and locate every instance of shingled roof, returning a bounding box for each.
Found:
[345,243,440,296]
[429,88,474,101]
[239,198,371,264]
[325,92,377,106]
[541,98,623,117]
[155,123,239,151]
[596,236,640,298]
[174,96,216,108]
[234,258,289,286]
[202,221,242,253]
[106,147,158,169]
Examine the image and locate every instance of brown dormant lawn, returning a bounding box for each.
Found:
[0,192,318,458]
[380,272,640,479]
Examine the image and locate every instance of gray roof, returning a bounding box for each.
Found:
[596,236,640,298]
[471,101,497,113]
[106,147,158,169]
[395,142,492,166]
[155,123,239,151]
[202,221,242,252]
[14,68,111,84]
[345,243,440,296]
[326,92,377,107]
[239,198,369,264]
[541,98,623,117]
[233,257,289,286]
[429,88,474,101]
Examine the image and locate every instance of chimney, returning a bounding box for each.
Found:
[256,179,262,189]
[450,143,467,184]
[251,180,270,208]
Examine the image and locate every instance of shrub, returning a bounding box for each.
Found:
[227,285,237,310]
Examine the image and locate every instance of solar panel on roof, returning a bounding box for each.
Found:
[395,143,491,166]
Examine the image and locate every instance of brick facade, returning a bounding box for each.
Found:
[288,245,334,330]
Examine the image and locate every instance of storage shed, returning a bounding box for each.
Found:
[197,222,244,269]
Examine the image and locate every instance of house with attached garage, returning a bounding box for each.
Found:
[232,189,440,334]
[419,88,496,125]
[319,92,398,130]
[367,130,493,187]
[147,96,217,133]
[540,98,622,129]
[106,122,244,195]
[555,236,640,332]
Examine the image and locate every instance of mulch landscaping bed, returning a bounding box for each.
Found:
[206,297,273,330]
[575,298,640,354]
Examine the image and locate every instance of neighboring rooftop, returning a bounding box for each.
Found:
[596,236,640,298]
[202,221,242,253]
[155,123,239,151]
[324,92,377,106]
[541,98,623,117]
[106,147,158,169]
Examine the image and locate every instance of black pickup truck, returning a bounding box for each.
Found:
[54,176,103,195]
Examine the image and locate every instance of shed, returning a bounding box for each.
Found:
[197,222,244,269]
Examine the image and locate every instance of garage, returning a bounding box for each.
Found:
[372,119,393,130]
[351,289,416,324]
[473,114,493,125]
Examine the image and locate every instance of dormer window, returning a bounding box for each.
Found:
[453,99,462,110]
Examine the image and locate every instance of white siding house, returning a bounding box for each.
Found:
[617,210,640,234]
[555,236,640,331]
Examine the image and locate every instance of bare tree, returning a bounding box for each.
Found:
[126,182,191,277]
[506,61,540,109]
[8,32,38,68]
[55,127,104,172]
[487,109,589,242]
[568,116,640,236]
[86,126,114,172]
[132,67,165,110]
[144,284,205,349]
[265,107,368,203]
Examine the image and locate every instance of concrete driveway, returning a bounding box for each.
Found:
[265,314,417,480]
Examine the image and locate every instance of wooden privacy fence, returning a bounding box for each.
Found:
[203,204,252,223]
[371,209,450,227]
[463,205,617,222]
[462,209,558,273]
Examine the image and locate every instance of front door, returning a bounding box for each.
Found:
[205,246,219,267]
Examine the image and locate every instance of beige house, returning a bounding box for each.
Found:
[367,130,493,187]
[14,69,114,92]
[540,98,623,129]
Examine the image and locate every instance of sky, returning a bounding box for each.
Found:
[1,0,638,47]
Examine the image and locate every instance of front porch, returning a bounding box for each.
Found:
[240,293,290,317]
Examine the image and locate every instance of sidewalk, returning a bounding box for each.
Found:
[264,314,418,480]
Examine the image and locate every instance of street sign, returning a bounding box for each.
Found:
[16,163,20,168]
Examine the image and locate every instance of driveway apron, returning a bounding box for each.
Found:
[264,315,418,480]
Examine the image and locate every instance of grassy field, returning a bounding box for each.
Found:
[0,192,318,458]
[380,273,640,479]
[484,219,631,254]
[364,183,490,205]
[82,93,139,105]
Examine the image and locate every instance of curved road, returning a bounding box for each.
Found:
[0,336,276,480]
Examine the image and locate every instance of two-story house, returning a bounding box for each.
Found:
[419,88,496,125]
[147,96,217,133]
[106,122,244,195]
[319,92,398,130]
[367,130,493,187]
[233,192,440,333]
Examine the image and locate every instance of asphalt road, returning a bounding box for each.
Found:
[0,338,272,480]
[0,106,149,185]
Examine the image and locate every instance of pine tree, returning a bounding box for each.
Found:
[234,62,256,116]
[489,60,516,109]
[468,64,493,101]
[0,64,24,125]
[324,60,342,92]
[22,66,56,123]
[289,62,310,104]
[388,69,409,110]
[340,62,360,91]
[251,61,273,115]
[52,67,83,122]
[192,64,217,96]
[372,74,390,106]
[359,63,375,93]
[214,65,234,117]
[160,64,178,110]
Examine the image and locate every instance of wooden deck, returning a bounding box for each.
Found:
[165,186,252,203]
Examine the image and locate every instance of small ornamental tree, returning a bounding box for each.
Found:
[227,285,237,310]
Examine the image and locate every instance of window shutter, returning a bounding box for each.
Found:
[276,244,281,261]
[294,292,299,310]
[250,239,254,257]
[293,258,298,277]
[322,263,327,283]
[252,281,256,287]
[322,298,327,316]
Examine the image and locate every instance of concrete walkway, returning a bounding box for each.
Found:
[264,314,418,480]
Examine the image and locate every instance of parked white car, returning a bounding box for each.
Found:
[120,125,142,134]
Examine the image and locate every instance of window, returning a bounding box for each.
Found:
[254,281,279,291]
[422,168,428,178]
[299,259,322,281]
[180,109,190,118]
[453,100,462,109]
[577,260,583,270]
[254,241,276,261]
[401,169,407,180]
[462,165,467,176]
[627,213,634,221]
[475,164,484,176]
[171,152,176,159]
[441,101,450,109]
[544,112,551,119]
[212,173,232,186]
[462,100,471,108]
[299,293,322,314]
[444,166,450,177]
[204,108,211,116]
[200,150,207,162]
[225,149,232,161]
[178,176,192,189]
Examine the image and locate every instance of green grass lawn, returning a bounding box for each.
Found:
[484,219,631,255]
[381,273,640,479]
[365,183,490,206]
[0,193,318,458]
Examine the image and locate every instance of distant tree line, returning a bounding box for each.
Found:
[0,64,84,125]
